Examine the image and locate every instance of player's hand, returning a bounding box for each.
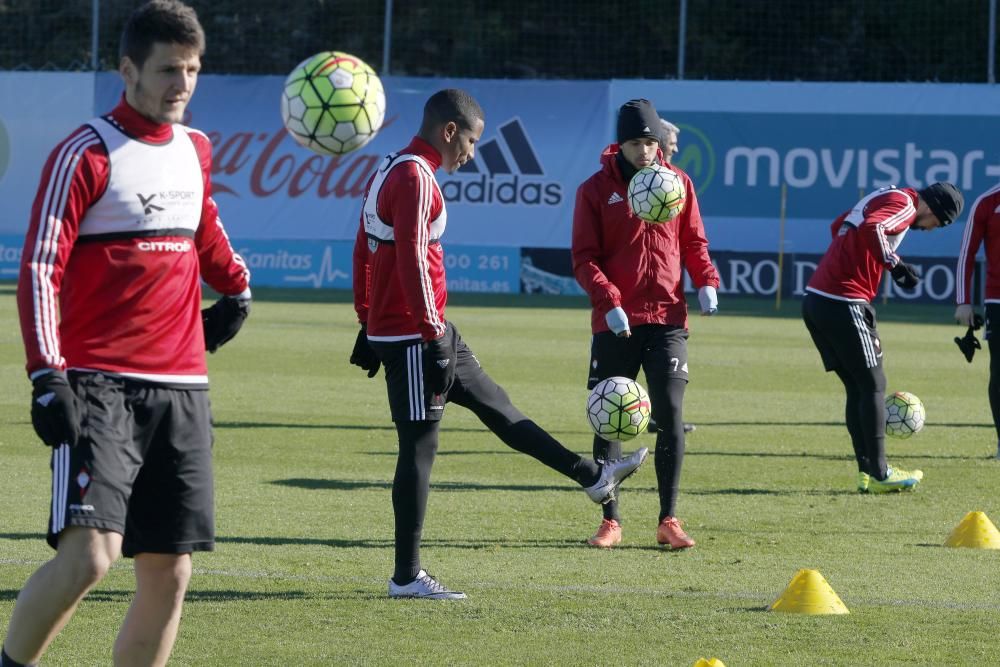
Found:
[890,262,920,289]
[31,370,80,448]
[203,295,251,353]
[605,306,631,337]
[955,304,974,327]
[349,324,381,378]
[698,285,718,315]
[423,335,456,395]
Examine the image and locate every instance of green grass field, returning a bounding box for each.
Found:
[1,287,998,665]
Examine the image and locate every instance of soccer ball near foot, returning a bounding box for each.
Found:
[587,376,652,442]
[885,391,925,439]
[280,51,386,155]
[627,164,686,223]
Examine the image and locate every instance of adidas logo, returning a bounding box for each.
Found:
[458,119,543,177]
[608,192,624,205]
[436,360,450,369]
[443,118,564,206]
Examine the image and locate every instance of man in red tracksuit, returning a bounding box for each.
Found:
[350,89,648,599]
[804,182,963,492]
[3,2,250,665]
[955,183,1000,458]
[572,99,720,550]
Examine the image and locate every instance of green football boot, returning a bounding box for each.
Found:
[857,471,870,493]
[867,466,922,493]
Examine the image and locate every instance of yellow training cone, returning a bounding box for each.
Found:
[768,568,849,615]
[944,511,1000,549]
[693,659,726,667]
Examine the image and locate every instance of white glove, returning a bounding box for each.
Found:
[605,306,630,336]
[698,286,718,315]
[955,303,974,327]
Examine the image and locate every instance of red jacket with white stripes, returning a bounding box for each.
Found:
[806,187,919,303]
[956,184,1000,305]
[572,145,719,333]
[17,98,249,384]
[353,137,448,342]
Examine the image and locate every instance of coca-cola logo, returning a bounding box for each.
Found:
[206,116,397,199]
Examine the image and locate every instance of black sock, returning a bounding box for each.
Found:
[392,421,439,584]
[593,435,622,521]
[2,648,33,667]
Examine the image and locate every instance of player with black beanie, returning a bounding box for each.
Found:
[572,99,720,549]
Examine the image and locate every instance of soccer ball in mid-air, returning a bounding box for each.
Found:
[587,376,652,442]
[280,51,386,155]
[885,391,925,439]
[627,164,686,223]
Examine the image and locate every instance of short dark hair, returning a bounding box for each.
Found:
[119,0,205,67]
[420,89,484,134]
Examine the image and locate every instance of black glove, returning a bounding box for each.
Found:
[423,335,456,395]
[31,371,80,448]
[349,324,380,378]
[890,262,920,289]
[202,296,251,353]
[955,313,985,363]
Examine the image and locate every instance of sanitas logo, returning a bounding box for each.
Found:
[441,118,562,206]
[672,123,715,196]
[137,240,191,252]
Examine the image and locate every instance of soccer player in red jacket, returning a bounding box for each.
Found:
[350,89,648,599]
[572,99,720,549]
[2,3,250,665]
[803,182,963,493]
[955,183,1000,458]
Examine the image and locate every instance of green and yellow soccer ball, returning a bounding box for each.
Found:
[627,164,686,223]
[885,391,925,439]
[280,51,386,155]
[587,376,652,442]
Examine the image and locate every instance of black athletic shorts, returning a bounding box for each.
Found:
[986,302,1000,342]
[586,323,689,390]
[370,321,520,424]
[802,292,884,373]
[47,372,215,557]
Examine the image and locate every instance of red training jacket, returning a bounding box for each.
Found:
[806,187,919,303]
[17,97,249,384]
[572,144,719,334]
[353,137,448,342]
[956,183,1000,305]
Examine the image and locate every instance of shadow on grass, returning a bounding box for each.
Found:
[217,535,585,550]
[271,478,857,497]
[216,419,995,435]
[214,421,492,434]
[271,477,593,494]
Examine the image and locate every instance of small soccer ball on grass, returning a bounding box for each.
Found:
[587,376,651,442]
[627,164,686,223]
[885,391,925,439]
[280,51,386,155]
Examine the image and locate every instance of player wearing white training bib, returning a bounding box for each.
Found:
[349,89,648,601]
[3,3,250,666]
[802,183,963,494]
[954,182,1000,457]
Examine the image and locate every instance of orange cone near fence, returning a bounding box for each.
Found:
[768,568,849,615]
[944,511,1000,549]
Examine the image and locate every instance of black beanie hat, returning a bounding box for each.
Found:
[918,182,965,226]
[617,99,662,144]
